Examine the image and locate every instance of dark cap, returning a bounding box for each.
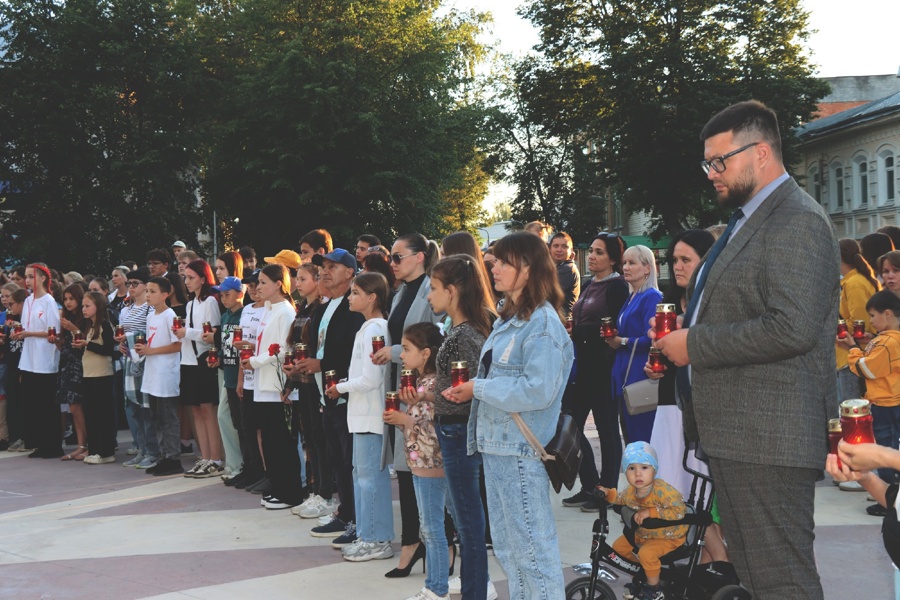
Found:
[241,269,260,284]
[311,248,357,271]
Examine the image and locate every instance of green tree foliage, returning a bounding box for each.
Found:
[517,0,829,237]
[0,0,209,271]
[201,0,492,254]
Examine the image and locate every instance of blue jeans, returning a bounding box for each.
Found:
[483,453,565,600]
[413,475,449,596]
[437,421,488,600]
[125,399,159,458]
[872,404,900,483]
[352,432,394,542]
[836,367,862,412]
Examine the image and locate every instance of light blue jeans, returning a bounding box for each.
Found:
[352,432,394,542]
[482,453,565,600]
[413,474,449,596]
[437,421,488,600]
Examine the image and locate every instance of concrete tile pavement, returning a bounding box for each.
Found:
[0,438,894,599]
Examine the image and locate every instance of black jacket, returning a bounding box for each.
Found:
[308,290,365,403]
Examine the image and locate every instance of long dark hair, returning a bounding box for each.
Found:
[860,233,894,278]
[593,233,627,275]
[217,251,244,280]
[840,238,880,291]
[492,232,564,322]
[185,259,215,302]
[430,255,497,338]
[402,322,443,377]
[164,271,189,306]
[62,283,87,333]
[362,253,396,288]
[441,231,494,308]
[84,291,109,339]
[663,229,716,306]
[261,263,295,307]
[351,272,391,317]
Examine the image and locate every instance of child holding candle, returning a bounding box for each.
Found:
[74,292,117,464]
[57,284,87,461]
[847,289,900,516]
[324,272,393,562]
[597,442,688,600]
[383,322,448,599]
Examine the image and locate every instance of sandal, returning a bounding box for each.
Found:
[62,446,88,461]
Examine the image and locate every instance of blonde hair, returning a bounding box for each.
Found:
[623,245,659,294]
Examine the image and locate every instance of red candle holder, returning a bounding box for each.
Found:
[72,330,84,343]
[232,326,242,343]
[239,348,253,361]
[324,370,337,389]
[202,321,213,334]
[47,326,57,343]
[13,323,23,335]
[206,350,220,369]
[372,336,385,353]
[655,304,677,340]
[400,369,417,390]
[564,315,573,333]
[114,325,125,338]
[852,320,866,340]
[648,348,665,373]
[828,418,843,469]
[172,317,184,331]
[283,349,295,364]
[836,320,848,339]
[294,343,308,362]
[451,361,469,387]
[134,332,147,345]
[841,399,875,445]
[385,392,400,412]
[600,317,617,339]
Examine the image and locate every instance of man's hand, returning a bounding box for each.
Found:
[654,329,690,367]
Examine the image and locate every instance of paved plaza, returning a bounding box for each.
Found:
[0,426,893,600]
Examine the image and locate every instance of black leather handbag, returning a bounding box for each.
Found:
[511,411,582,493]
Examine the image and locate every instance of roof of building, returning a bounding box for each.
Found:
[797,90,900,143]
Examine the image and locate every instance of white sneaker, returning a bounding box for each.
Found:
[447,578,495,599]
[317,511,339,526]
[84,454,115,464]
[293,493,323,516]
[405,587,449,600]
[448,577,461,594]
[300,496,339,519]
[184,459,208,478]
[839,480,865,492]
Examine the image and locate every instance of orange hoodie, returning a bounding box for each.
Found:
[849,330,900,407]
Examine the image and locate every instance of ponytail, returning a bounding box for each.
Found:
[840,238,880,291]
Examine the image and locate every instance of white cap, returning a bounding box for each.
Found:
[172,241,186,248]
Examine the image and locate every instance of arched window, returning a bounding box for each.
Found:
[877,149,896,207]
[831,163,844,212]
[853,155,869,209]
[807,164,822,205]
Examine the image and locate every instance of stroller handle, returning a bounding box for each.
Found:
[641,513,713,529]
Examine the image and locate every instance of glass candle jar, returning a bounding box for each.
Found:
[648,348,665,373]
[655,304,677,340]
[206,350,220,369]
[565,315,573,333]
[841,399,875,445]
[13,323,23,335]
[47,326,57,342]
[172,317,185,331]
[232,326,242,343]
[828,418,843,469]
[202,321,213,334]
[239,348,253,361]
[837,319,848,339]
[134,332,147,345]
[600,317,617,339]
[400,369,417,390]
[114,325,125,338]
[385,392,400,412]
[324,370,337,389]
[283,349,294,364]
[852,320,866,340]
[72,330,84,343]
[451,361,469,387]
[294,343,308,361]
[372,336,385,353]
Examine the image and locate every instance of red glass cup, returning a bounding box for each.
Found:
[239,348,253,361]
[324,370,337,389]
[564,315,573,333]
[372,336,385,354]
[648,348,665,373]
[451,361,469,387]
[47,326,57,344]
[134,332,147,345]
[385,392,400,412]
[206,350,220,368]
[283,349,295,364]
[13,323,24,335]
[828,418,843,469]
[72,331,84,343]
[852,320,866,340]
[837,320,848,339]
[400,369,417,390]
[600,317,617,339]
[202,321,213,334]
[172,317,184,331]
[294,343,308,362]
[655,304,677,340]
[114,325,125,338]
[232,326,242,343]
[841,399,875,445]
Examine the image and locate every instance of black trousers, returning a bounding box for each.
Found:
[238,389,264,478]
[23,371,61,454]
[258,400,304,504]
[323,402,354,523]
[83,376,115,457]
[6,366,23,442]
[297,382,333,497]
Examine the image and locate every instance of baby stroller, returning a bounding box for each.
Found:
[565,445,750,600]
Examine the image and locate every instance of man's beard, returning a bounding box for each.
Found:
[718,169,756,209]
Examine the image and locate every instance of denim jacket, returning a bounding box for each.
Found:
[467,302,575,458]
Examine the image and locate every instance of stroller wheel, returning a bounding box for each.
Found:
[565,576,616,600]
[710,584,751,600]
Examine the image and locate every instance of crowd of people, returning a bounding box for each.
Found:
[3,100,897,600]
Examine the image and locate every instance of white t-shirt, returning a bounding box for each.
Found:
[180,296,222,366]
[142,308,181,398]
[239,303,264,390]
[20,293,61,374]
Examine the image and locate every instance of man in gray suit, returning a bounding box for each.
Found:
[655,101,839,600]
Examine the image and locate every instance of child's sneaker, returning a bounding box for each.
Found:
[184,459,207,478]
[636,583,664,600]
[137,455,160,469]
[122,453,144,467]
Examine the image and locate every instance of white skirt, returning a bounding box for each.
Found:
[649,405,710,502]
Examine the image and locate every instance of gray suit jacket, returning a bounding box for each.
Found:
[684,177,840,470]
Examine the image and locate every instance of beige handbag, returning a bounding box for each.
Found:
[622,341,659,416]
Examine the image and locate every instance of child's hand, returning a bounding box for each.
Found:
[134,343,149,356]
[371,346,392,365]
[201,332,215,345]
[634,508,651,526]
[173,328,186,340]
[596,486,609,496]
[118,342,129,356]
[324,384,341,399]
[71,338,88,349]
[60,317,77,333]
[282,362,295,377]
[240,358,254,370]
[443,381,474,404]
[383,410,410,427]
[398,385,423,405]
[838,440,898,473]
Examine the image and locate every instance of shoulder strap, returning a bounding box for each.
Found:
[622,341,639,392]
[510,413,554,462]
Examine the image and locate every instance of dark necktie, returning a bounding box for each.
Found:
[676,208,744,404]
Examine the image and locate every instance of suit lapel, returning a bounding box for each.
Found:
[696,179,795,318]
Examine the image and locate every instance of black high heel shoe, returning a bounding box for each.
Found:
[448,543,456,576]
[384,543,426,578]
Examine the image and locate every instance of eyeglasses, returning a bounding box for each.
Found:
[126,281,142,287]
[701,142,760,175]
[391,252,417,264]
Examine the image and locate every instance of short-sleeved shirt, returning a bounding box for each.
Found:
[239,303,264,390]
[20,293,61,374]
[141,308,180,398]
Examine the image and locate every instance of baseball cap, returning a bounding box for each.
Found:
[264,249,301,270]
[129,266,151,284]
[212,276,243,293]
[311,248,357,271]
[172,240,186,249]
[241,269,260,284]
